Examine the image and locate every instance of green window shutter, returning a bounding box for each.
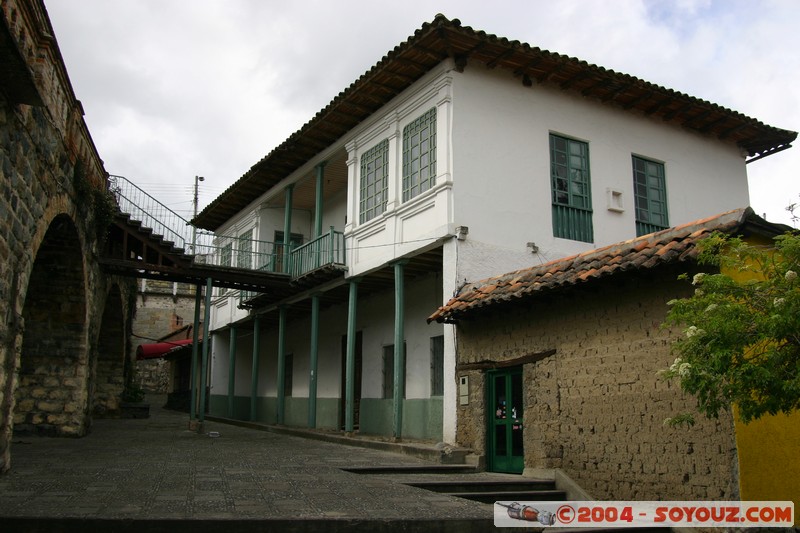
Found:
[359,139,389,223]
[550,134,593,242]
[382,343,407,399]
[220,242,233,267]
[632,156,669,236]
[402,108,437,202]
[382,345,394,399]
[237,229,253,269]
[430,335,444,396]
[219,242,233,295]
[284,353,293,397]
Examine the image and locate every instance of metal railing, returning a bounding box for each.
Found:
[191,240,286,272]
[290,227,346,278]
[109,175,347,283]
[108,175,209,251]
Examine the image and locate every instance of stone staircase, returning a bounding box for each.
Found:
[114,211,191,258]
[343,463,669,531]
[404,478,565,504]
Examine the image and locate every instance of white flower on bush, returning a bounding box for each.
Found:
[678,362,692,377]
[774,297,786,308]
[786,270,797,282]
[705,303,718,313]
[685,326,704,338]
[692,273,707,285]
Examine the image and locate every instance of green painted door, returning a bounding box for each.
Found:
[487,367,524,473]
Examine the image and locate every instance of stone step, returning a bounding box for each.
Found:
[442,488,567,504]
[406,479,558,493]
[406,479,566,505]
[343,464,478,475]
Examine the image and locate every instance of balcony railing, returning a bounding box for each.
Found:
[192,240,287,272]
[289,227,346,278]
[108,175,348,310]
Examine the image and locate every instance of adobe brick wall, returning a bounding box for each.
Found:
[454,272,739,500]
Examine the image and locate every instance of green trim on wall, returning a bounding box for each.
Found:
[210,395,423,434]
[208,394,226,418]
[360,397,442,441]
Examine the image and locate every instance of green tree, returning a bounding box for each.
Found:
[660,231,800,426]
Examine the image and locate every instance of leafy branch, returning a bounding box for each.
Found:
[660,231,800,426]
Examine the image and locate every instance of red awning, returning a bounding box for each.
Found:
[136,339,193,360]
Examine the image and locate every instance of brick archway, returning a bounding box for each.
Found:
[92,284,127,417]
[14,214,89,437]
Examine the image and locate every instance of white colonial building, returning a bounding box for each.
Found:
[191,15,794,446]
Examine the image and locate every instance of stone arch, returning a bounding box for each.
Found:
[14,214,89,436]
[91,284,127,416]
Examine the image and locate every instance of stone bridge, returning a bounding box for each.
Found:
[0,0,137,473]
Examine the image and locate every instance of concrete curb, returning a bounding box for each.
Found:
[203,414,473,465]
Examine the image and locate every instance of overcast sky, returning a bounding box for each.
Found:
[45,0,799,226]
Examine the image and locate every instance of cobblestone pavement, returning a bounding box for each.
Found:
[0,396,518,532]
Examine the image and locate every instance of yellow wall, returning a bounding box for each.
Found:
[734,411,800,525]
[725,236,799,525]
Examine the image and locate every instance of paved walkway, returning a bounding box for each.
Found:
[0,395,518,532]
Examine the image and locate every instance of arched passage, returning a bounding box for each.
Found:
[14,215,88,436]
[92,284,127,416]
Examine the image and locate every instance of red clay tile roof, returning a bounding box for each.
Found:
[428,208,791,323]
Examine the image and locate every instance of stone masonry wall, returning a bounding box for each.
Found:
[455,272,739,501]
[0,1,136,472]
[132,280,199,393]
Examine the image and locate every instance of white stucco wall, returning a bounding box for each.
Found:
[210,273,444,402]
[258,206,313,242]
[206,55,752,444]
[344,67,455,277]
[449,66,750,283]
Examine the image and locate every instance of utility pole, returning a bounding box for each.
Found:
[191,175,204,253]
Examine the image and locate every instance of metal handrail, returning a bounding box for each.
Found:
[109,175,346,281]
[290,227,346,278]
[108,175,203,250]
[192,240,286,272]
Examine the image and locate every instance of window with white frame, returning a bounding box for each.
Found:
[359,139,389,223]
[402,108,437,202]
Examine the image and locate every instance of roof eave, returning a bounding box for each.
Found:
[195,15,797,232]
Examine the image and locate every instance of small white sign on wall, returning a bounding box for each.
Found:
[459,375,469,405]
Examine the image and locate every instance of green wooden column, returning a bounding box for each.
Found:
[308,293,321,428]
[283,184,294,273]
[189,283,202,421]
[227,325,237,418]
[344,278,360,433]
[199,277,213,422]
[314,162,326,238]
[392,261,407,440]
[276,306,288,425]
[250,315,261,422]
